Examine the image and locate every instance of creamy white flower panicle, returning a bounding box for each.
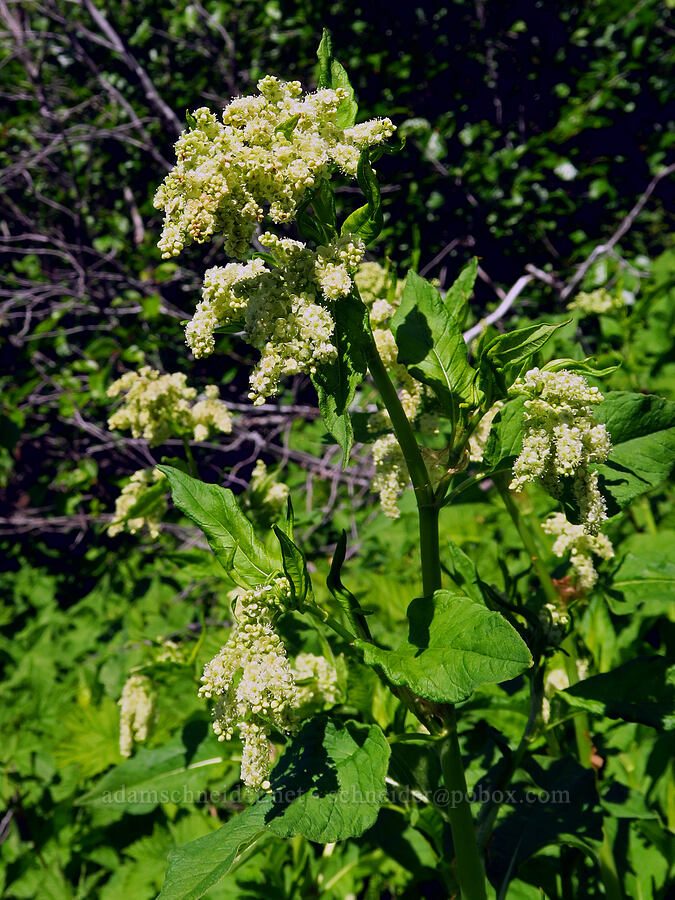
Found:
[191,384,235,441]
[509,368,611,531]
[568,288,624,316]
[199,578,297,790]
[185,232,365,404]
[250,460,290,516]
[372,433,409,520]
[292,653,341,708]
[107,366,232,444]
[542,512,614,591]
[119,674,155,758]
[509,368,613,590]
[154,76,394,259]
[108,467,167,539]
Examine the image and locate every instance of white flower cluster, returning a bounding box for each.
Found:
[186,232,365,404]
[119,673,155,757]
[292,653,341,708]
[469,401,504,463]
[108,366,232,445]
[509,368,611,528]
[154,76,394,259]
[510,368,614,590]
[250,460,290,517]
[108,467,166,539]
[199,578,297,790]
[568,288,624,316]
[542,513,614,591]
[372,434,409,519]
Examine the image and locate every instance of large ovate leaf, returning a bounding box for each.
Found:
[157,465,276,585]
[158,717,389,899]
[266,717,390,842]
[158,796,274,900]
[356,591,532,703]
[595,392,675,510]
[559,656,675,730]
[312,291,370,465]
[391,271,478,417]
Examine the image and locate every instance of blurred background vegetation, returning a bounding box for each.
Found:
[1,1,673,897]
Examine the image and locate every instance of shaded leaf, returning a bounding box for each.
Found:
[266,717,390,842]
[391,271,478,417]
[595,392,675,510]
[311,292,370,465]
[341,148,383,245]
[559,656,675,730]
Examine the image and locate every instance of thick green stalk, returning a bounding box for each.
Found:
[439,709,488,900]
[367,337,486,900]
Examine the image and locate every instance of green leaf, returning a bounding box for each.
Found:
[341,149,383,245]
[356,591,532,703]
[391,271,478,417]
[543,356,620,378]
[311,292,370,465]
[77,721,229,814]
[606,530,675,614]
[272,526,310,606]
[331,59,358,128]
[559,656,675,730]
[266,717,390,842]
[481,397,526,472]
[444,539,485,604]
[123,478,167,521]
[157,466,276,586]
[595,392,675,510]
[444,256,478,326]
[327,531,368,632]
[479,321,568,400]
[317,29,332,90]
[158,796,274,900]
[275,114,300,140]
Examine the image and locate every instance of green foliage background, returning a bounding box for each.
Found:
[1,1,673,898]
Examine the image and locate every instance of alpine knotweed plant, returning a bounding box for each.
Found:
[96,31,674,900]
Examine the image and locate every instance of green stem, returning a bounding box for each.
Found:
[561,637,593,768]
[182,437,198,477]
[366,342,432,507]
[439,709,487,900]
[495,475,559,605]
[597,826,623,900]
[367,335,485,899]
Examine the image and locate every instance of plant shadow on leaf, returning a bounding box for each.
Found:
[266,718,338,820]
[182,718,209,767]
[395,306,434,366]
